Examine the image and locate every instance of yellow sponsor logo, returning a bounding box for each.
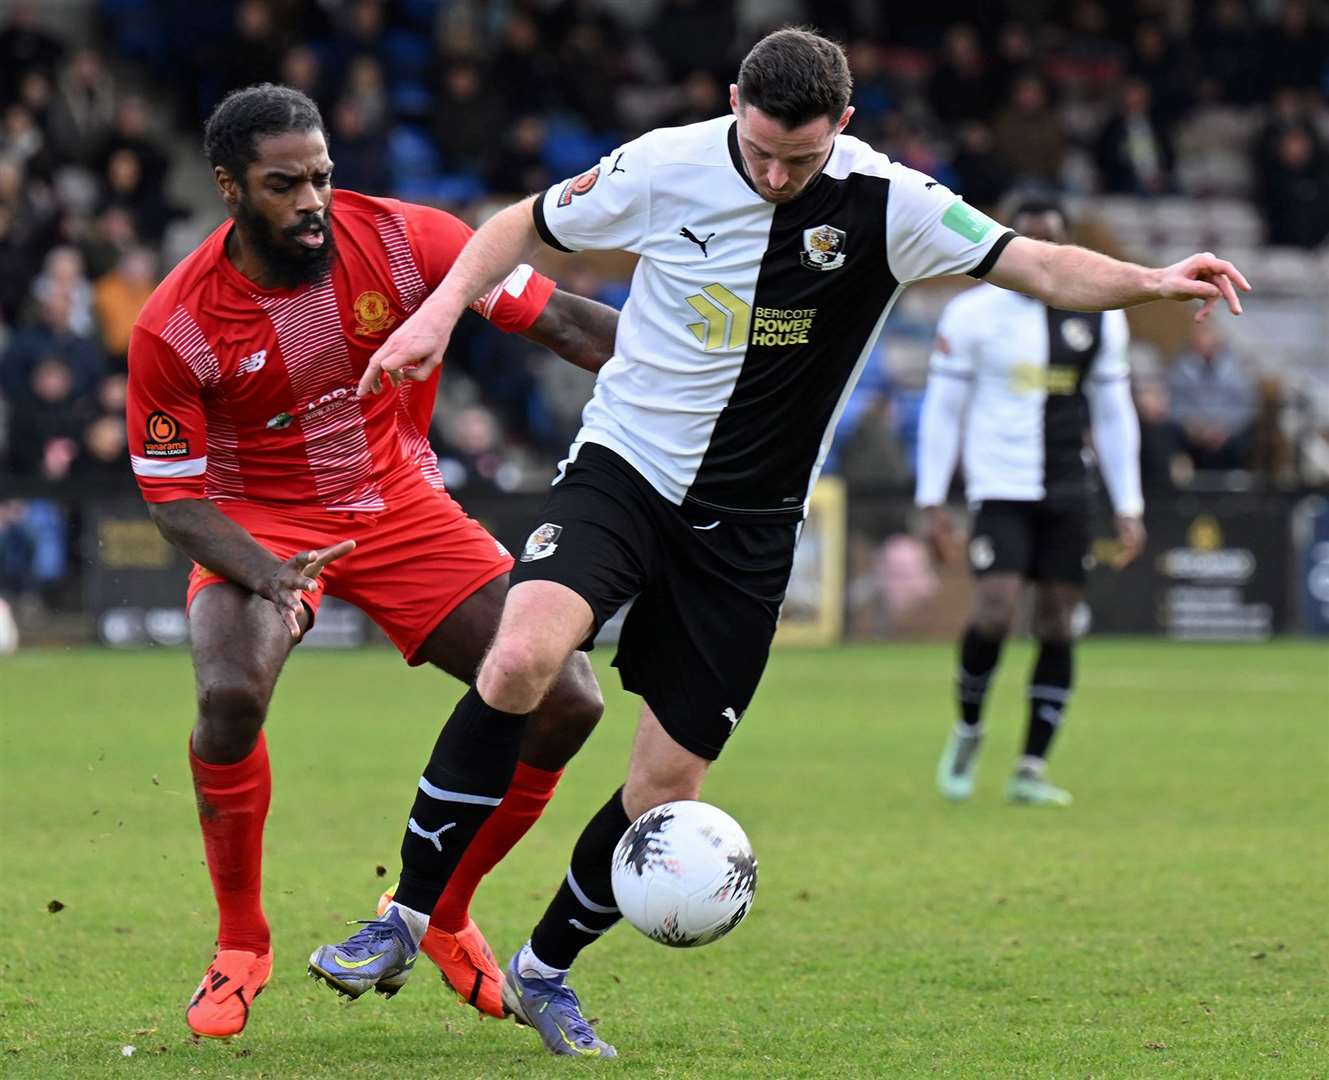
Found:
[1010,363,1079,395]
[752,306,817,347]
[686,284,751,351]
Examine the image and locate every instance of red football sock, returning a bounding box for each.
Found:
[189,732,272,955]
[430,760,563,933]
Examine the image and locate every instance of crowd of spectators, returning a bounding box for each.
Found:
[0,0,1326,615]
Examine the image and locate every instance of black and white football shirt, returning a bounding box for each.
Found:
[534,116,1014,522]
[914,284,1142,513]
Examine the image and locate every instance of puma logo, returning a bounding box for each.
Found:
[722,707,740,731]
[925,181,939,189]
[680,227,716,257]
[407,818,457,852]
[610,152,626,175]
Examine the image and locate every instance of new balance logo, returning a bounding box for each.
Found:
[237,349,267,376]
[407,818,457,852]
[680,227,715,257]
[685,283,750,351]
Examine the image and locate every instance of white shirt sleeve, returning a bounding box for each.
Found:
[914,299,975,506]
[1086,311,1143,517]
[533,136,652,254]
[885,166,1015,285]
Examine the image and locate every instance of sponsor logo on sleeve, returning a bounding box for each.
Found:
[800,224,846,271]
[941,201,998,244]
[142,412,190,458]
[557,165,600,207]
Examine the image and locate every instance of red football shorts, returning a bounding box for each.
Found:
[186,478,513,664]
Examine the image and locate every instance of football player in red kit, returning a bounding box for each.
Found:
[126,84,619,1038]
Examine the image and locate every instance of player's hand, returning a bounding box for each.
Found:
[1111,515,1146,570]
[1156,252,1251,322]
[922,505,964,565]
[357,309,456,397]
[260,540,356,637]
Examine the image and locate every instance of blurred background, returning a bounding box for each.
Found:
[0,0,1326,650]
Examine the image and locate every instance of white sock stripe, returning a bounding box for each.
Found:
[417,777,503,806]
[567,918,611,936]
[565,868,618,914]
[1028,685,1071,703]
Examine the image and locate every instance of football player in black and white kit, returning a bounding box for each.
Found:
[313,29,1250,1056]
[917,198,1146,808]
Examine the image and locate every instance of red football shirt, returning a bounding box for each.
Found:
[127,190,555,509]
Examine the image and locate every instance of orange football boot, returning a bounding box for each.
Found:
[377,883,505,1018]
[186,948,274,1038]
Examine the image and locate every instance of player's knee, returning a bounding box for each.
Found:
[556,662,605,729]
[1034,617,1073,645]
[195,676,269,751]
[973,605,1014,639]
[480,634,566,704]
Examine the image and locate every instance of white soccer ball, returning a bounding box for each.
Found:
[610,800,757,948]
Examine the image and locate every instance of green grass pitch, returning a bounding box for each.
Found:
[1,641,1325,1078]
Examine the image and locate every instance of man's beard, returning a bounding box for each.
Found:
[233,194,337,289]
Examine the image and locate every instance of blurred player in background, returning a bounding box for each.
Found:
[126,84,620,1038]
[917,198,1146,807]
[309,29,1248,1057]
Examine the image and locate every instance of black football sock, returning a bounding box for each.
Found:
[957,625,1004,729]
[1023,640,1073,766]
[527,787,630,971]
[393,688,528,918]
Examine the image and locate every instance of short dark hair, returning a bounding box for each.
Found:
[204,83,327,184]
[737,28,852,128]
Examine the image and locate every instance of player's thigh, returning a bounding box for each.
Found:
[412,572,507,684]
[506,469,658,647]
[622,703,711,820]
[478,579,599,697]
[614,518,796,763]
[189,582,303,719]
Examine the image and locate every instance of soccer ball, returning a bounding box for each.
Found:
[610,800,757,948]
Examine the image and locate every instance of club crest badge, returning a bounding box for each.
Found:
[969,536,995,571]
[800,224,846,271]
[519,522,563,562]
[353,290,396,336]
[1060,317,1094,351]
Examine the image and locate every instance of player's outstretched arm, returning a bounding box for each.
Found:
[358,196,543,396]
[986,237,1251,321]
[521,288,620,375]
[148,499,353,637]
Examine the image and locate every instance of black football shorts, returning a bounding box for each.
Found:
[511,443,799,760]
[968,499,1091,585]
